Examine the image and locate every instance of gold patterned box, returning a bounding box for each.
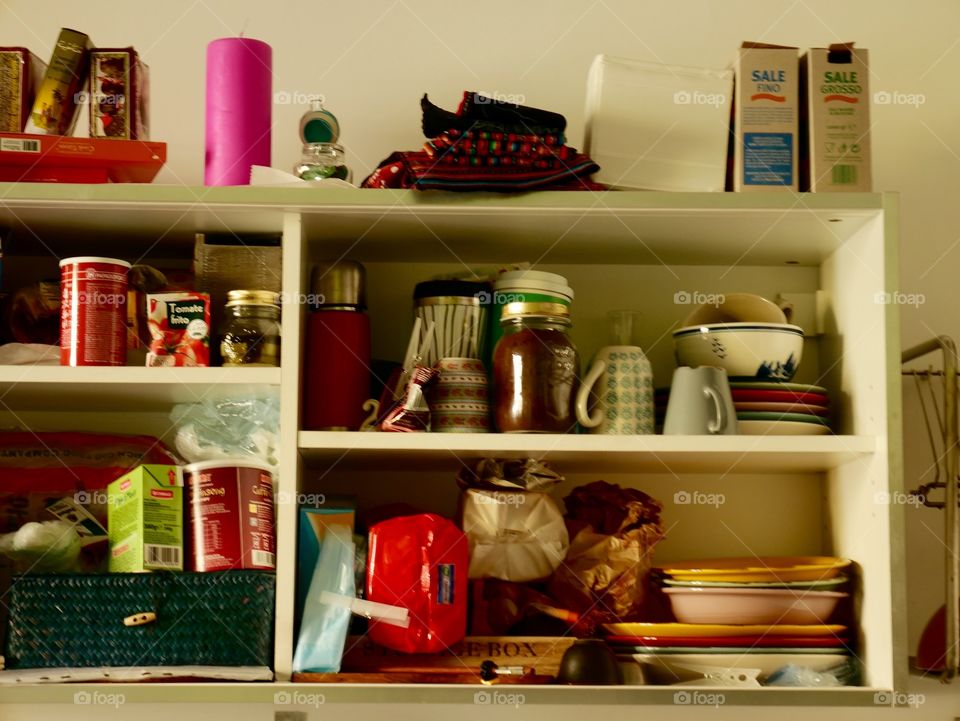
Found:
[89,48,149,140]
[0,48,46,133]
[24,28,92,136]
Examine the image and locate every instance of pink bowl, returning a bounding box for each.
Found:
[663,587,846,625]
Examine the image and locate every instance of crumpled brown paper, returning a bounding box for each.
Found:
[549,481,664,625]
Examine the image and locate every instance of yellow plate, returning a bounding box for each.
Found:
[602,623,847,638]
[656,556,851,583]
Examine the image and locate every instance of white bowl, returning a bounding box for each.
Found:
[673,322,803,381]
[682,293,787,326]
[663,587,846,625]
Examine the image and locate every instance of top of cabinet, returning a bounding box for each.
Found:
[0,185,894,265]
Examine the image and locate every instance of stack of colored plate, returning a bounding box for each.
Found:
[605,556,856,685]
[650,556,852,627]
[655,382,833,435]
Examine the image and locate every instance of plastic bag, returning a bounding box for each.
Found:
[170,395,279,467]
[461,488,568,582]
[293,524,355,673]
[548,481,664,625]
[457,458,568,582]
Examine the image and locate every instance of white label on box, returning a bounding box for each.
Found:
[0,138,41,153]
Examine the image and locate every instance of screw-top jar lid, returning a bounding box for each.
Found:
[226,289,281,307]
[501,301,571,321]
[300,100,340,144]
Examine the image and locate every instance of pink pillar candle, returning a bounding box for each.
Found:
[205,37,272,186]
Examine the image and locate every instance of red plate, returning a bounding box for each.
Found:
[605,635,849,648]
[730,390,829,404]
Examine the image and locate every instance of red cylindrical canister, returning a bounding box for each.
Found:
[304,310,371,430]
[184,460,276,572]
[59,256,131,366]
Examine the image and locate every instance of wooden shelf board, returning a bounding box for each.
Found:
[0,366,281,411]
[297,431,875,473]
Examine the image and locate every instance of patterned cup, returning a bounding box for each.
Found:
[575,345,654,434]
[430,357,490,433]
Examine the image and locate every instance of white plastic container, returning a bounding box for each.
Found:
[584,55,733,191]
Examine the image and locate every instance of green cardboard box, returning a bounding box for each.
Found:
[108,464,183,572]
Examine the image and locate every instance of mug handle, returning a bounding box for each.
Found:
[704,386,726,434]
[575,358,607,428]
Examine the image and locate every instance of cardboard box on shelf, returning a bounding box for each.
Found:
[24,28,92,136]
[801,43,872,191]
[0,132,166,183]
[296,504,355,626]
[89,47,149,140]
[0,48,47,133]
[107,464,184,572]
[732,42,799,191]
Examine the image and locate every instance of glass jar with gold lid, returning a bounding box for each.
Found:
[492,301,580,433]
[219,290,281,367]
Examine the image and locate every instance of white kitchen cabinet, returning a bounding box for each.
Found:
[0,185,901,706]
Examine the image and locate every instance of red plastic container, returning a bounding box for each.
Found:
[59,256,130,366]
[366,513,468,653]
[184,460,276,572]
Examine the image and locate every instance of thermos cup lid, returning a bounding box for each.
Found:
[312,260,366,309]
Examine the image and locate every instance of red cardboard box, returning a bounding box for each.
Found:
[0,132,165,182]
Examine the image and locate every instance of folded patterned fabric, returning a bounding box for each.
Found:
[361,151,603,192]
[421,92,566,138]
[425,129,573,161]
[430,155,564,170]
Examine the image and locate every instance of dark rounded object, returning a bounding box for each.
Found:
[556,639,623,685]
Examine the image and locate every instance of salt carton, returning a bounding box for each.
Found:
[801,43,872,191]
[108,464,184,572]
[733,42,799,191]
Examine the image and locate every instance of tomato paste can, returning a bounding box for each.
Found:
[59,256,131,366]
[184,459,276,572]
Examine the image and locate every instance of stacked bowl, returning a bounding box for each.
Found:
[670,293,832,434]
[673,293,803,382]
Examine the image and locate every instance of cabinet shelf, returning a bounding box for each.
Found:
[0,366,281,411]
[0,681,894,706]
[0,184,883,265]
[0,187,901,702]
[297,431,875,473]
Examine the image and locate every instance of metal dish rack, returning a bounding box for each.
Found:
[902,335,958,680]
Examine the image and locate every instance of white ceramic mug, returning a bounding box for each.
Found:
[663,366,737,435]
[575,345,654,434]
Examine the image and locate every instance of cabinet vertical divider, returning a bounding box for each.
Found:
[274,211,307,680]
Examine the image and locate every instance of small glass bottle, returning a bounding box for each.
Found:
[294,99,350,182]
[219,290,281,367]
[493,302,580,433]
[294,142,350,181]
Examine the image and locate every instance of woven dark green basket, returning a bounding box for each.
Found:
[5,571,275,669]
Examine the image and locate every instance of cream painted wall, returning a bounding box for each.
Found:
[1,0,959,718]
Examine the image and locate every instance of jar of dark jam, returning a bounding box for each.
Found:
[493,302,580,433]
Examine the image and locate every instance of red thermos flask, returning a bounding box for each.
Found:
[304,261,371,431]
